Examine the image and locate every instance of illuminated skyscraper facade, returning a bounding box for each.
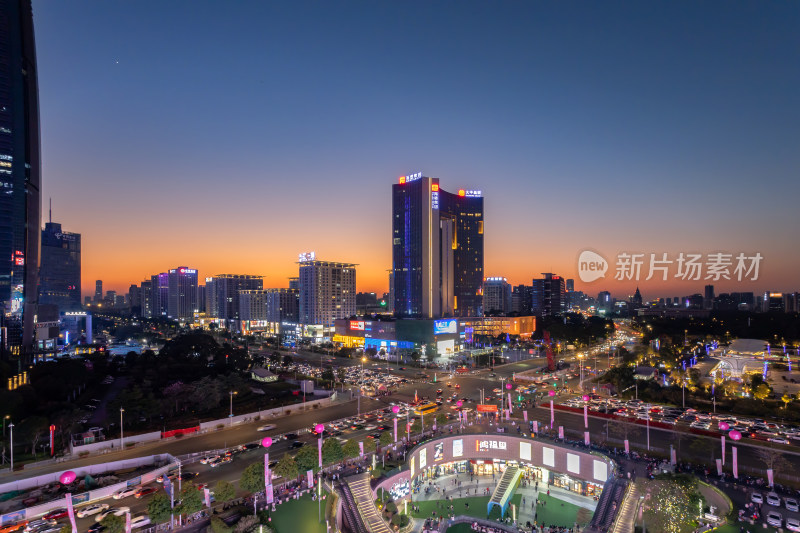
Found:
[392,174,483,318]
[0,0,41,357]
[39,221,81,311]
[298,257,356,326]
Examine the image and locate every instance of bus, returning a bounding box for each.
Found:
[413,402,439,416]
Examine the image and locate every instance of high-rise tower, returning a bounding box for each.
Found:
[392,173,483,318]
[0,0,41,357]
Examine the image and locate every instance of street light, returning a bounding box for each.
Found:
[8,422,13,471]
[229,391,238,425]
[358,356,366,415]
[120,408,125,449]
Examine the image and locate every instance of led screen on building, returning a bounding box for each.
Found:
[433,319,458,335]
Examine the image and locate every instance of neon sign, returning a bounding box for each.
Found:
[476,439,507,451]
[464,190,482,197]
[399,172,422,184]
[298,252,316,262]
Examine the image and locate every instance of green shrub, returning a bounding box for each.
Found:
[210,517,232,533]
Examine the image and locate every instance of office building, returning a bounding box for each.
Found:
[531,273,566,317]
[298,256,356,326]
[206,274,263,323]
[167,266,198,320]
[94,280,103,302]
[139,280,153,318]
[482,277,512,315]
[38,220,81,312]
[566,279,574,292]
[512,284,532,315]
[704,284,715,310]
[391,173,484,318]
[150,273,169,317]
[0,0,41,356]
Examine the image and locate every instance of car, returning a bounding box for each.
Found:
[180,471,199,480]
[24,520,55,533]
[76,503,110,518]
[87,525,106,533]
[767,492,781,506]
[751,492,764,504]
[156,473,177,483]
[42,509,68,521]
[257,424,277,432]
[113,487,137,500]
[199,455,219,465]
[208,457,224,467]
[1,523,28,533]
[129,516,151,529]
[436,389,443,395]
[285,433,298,440]
[134,487,158,499]
[786,498,799,512]
[766,511,783,528]
[290,440,304,449]
[786,517,800,532]
[95,507,129,522]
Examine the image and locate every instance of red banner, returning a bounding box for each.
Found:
[161,426,199,438]
[477,404,498,413]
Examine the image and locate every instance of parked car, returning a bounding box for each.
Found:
[786,498,799,512]
[134,487,158,499]
[76,503,109,518]
[766,511,783,528]
[786,517,800,532]
[751,492,764,504]
[113,487,137,500]
[767,492,782,506]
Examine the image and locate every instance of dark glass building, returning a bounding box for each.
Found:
[0,0,41,357]
[392,174,484,318]
[39,221,81,311]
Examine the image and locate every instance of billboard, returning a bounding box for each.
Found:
[433,319,458,335]
[476,404,498,413]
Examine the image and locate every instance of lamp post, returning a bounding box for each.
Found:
[8,422,13,471]
[358,357,366,415]
[229,391,238,426]
[120,408,125,449]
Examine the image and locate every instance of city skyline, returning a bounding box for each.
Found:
[30,1,800,299]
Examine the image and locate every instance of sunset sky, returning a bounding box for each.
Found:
[33,1,800,301]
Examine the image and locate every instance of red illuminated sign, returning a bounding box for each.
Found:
[350,321,365,331]
[458,189,465,197]
[399,176,406,184]
[432,184,439,192]
[476,404,498,413]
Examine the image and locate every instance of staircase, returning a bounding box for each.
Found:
[345,473,393,533]
[609,482,639,533]
[337,481,368,533]
[586,477,628,532]
[487,465,522,518]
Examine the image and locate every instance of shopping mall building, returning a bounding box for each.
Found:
[374,433,614,502]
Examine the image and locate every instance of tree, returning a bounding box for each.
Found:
[240,462,265,493]
[294,444,319,474]
[282,354,292,366]
[363,437,377,453]
[342,439,360,459]
[782,393,792,409]
[435,413,447,427]
[379,431,393,447]
[273,453,298,480]
[214,480,236,503]
[754,383,771,401]
[100,514,125,533]
[234,515,260,533]
[755,447,793,477]
[321,437,344,464]
[147,493,173,524]
[178,483,204,515]
[210,516,232,533]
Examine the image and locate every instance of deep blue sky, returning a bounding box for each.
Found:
[33,1,800,298]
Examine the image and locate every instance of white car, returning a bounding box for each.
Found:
[113,487,138,500]
[786,517,800,532]
[766,511,783,528]
[76,503,109,518]
[130,516,151,529]
[200,455,220,464]
[257,424,276,432]
[751,492,764,504]
[95,507,130,522]
[24,520,57,532]
[786,498,799,512]
[767,492,781,506]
